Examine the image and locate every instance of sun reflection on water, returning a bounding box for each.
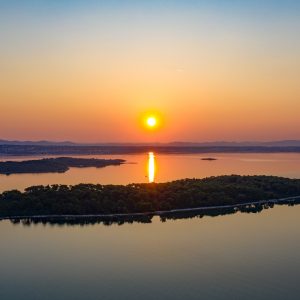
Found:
[148,152,156,183]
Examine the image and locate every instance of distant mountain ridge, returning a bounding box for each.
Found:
[168,140,300,147]
[0,139,77,146]
[1,139,300,147]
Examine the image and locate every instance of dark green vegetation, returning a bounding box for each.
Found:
[9,199,299,227]
[0,157,125,174]
[1,175,300,219]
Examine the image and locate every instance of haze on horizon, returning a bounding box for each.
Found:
[0,0,299,143]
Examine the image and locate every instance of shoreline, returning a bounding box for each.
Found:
[1,195,300,221]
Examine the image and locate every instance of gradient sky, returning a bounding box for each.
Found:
[0,0,299,142]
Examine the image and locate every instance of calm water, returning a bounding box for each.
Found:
[1,153,300,191]
[0,206,300,300]
[1,153,300,299]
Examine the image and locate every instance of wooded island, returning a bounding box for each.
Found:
[1,175,300,219]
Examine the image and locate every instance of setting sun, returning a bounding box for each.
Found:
[146,117,157,128]
[140,111,163,133]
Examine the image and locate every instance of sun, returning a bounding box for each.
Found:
[146,116,157,128]
[140,111,162,131]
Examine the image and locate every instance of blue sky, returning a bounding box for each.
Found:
[1,0,300,12]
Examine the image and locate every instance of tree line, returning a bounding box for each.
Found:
[1,175,300,218]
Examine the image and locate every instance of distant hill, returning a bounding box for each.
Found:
[0,139,77,146]
[168,140,300,147]
[1,139,300,147]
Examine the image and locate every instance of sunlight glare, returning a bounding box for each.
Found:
[148,152,156,183]
[146,117,157,128]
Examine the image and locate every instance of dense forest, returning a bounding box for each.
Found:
[0,157,125,174]
[1,175,300,219]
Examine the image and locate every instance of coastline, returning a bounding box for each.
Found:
[1,195,300,221]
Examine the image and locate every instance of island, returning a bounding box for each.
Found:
[0,175,300,222]
[0,157,125,175]
[201,157,217,161]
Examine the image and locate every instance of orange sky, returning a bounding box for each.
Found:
[0,1,299,142]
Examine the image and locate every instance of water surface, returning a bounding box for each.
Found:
[0,205,299,300]
[1,153,300,299]
[1,153,300,192]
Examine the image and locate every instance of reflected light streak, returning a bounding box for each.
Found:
[148,152,156,183]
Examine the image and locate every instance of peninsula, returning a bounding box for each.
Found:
[0,157,125,175]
